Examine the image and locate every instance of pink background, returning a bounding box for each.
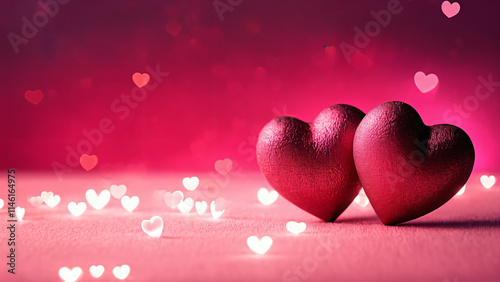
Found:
[1,1,500,281]
[1,0,500,176]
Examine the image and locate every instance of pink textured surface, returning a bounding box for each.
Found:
[1,172,499,282]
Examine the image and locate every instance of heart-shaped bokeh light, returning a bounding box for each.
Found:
[286,221,307,235]
[121,196,139,212]
[182,177,199,191]
[113,265,131,280]
[141,216,164,238]
[480,175,496,189]
[210,198,225,219]
[86,189,111,210]
[68,202,86,217]
[58,267,83,282]
[89,265,105,278]
[257,188,279,206]
[247,236,273,255]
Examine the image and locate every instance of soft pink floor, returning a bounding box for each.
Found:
[1,171,499,282]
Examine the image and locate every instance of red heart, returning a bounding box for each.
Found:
[132,72,150,88]
[80,154,98,171]
[353,101,474,225]
[25,89,43,105]
[257,105,365,221]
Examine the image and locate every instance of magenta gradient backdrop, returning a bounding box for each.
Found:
[1,0,500,175]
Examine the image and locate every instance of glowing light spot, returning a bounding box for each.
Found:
[247,236,273,255]
[257,188,279,205]
[182,177,199,191]
[68,202,86,217]
[354,188,370,207]
[195,201,208,215]
[29,196,44,207]
[441,1,460,18]
[178,197,194,213]
[141,216,163,238]
[286,221,306,235]
[132,72,150,88]
[121,196,139,212]
[110,185,127,199]
[215,158,233,175]
[113,265,130,280]
[85,189,111,210]
[455,185,466,196]
[24,89,43,105]
[414,71,438,93]
[15,207,25,220]
[80,154,98,171]
[164,191,184,209]
[480,175,496,189]
[58,267,82,282]
[210,198,225,219]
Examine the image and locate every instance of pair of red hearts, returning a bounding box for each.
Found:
[256,101,474,225]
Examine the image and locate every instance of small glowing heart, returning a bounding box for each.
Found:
[178,197,194,213]
[41,191,60,207]
[41,191,54,202]
[210,198,225,219]
[195,201,208,215]
[286,221,306,235]
[182,176,199,191]
[45,195,61,208]
[121,196,139,212]
[354,188,369,207]
[113,265,130,280]
[480,175,496,189]
[132,72,150,88]
[80,154,98,171]
[141,216,163,238]
[68,202,86,217]
[257,188,279,205]
[89,265,104,278]
[59,267,82,282]
[215,158,233,175]
[414,71,438,93]
[247,236,273,255]
[25,89,43,105]
[455,185,466,196]
[164,191,184,209]
[86,189,111,210]
[110,184,127,199]
[15,207,25,220]
[29,196,44,207]
[441,1,460,18]
[0,199,3,209]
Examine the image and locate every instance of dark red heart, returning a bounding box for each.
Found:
[25,89,43,105]
[353,101,474,225]
[257,105,365,221]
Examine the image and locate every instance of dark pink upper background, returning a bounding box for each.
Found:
[1,0,499,176]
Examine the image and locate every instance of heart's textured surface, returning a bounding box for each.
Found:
[257,105,365,221]
[353,101,475,225]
